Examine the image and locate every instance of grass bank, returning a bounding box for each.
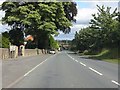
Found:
[87,48,120,64]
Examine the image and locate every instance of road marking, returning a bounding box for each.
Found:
[89,67,103,76]
[24,60,45,76]
[24,59,48,76]
[72,58,74,61]
[68,55,76,62]
[79,62,86,66]
[67,54,103,76]
[24,54,56,77]
[6,54,58,88]
[67,54,73,60]
[67,53,120,86]
[72,58,74,60]
[111,80,120,86]
[67,54,86,66]
[75,60,78,62]
[6,76,24,88]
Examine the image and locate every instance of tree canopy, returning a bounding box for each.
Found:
[71,5,119,54]
[1,1,77,48]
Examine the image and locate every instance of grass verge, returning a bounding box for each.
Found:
[86,48,120,64]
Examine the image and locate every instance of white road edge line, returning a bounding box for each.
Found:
[7,61,45,87]
[89,67,103,76]
[6,53,58,88]
[79,62,86,66]
[24,54,56,77]
[24,60,45,76]
[6,76,24,88]
[111,80,120,86]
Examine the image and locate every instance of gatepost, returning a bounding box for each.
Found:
[10,45,18,58]
[19,45,25,56]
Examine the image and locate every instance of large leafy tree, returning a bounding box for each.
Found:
[1,1,77,49]
[72,5,119,53]
[90,5,119,48]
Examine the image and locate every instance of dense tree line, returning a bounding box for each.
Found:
[1,1,77,49]
[72,5,119,54]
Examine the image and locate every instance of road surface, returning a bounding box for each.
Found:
[2,51,119,88]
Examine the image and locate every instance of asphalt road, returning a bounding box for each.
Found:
[3,51,119,88]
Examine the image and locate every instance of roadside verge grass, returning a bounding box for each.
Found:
[87,48,120,64]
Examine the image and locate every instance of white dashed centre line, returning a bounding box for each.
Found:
[75,60,78,62]
[79,62,86,66]
[111,80,120,86]
[67,53,120,87]
[89,67,103,76]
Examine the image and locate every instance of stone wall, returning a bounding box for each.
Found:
[0,48,47,60]
[0,48,9,60]
[25,49,38,56]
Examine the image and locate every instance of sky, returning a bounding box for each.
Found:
[0,0,119,40]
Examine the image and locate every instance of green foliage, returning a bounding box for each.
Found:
[1,31,10,48]
[1,2,77,48]
[62,2,77,22]
[72,5,119,54]
[71,5,119,63]
[89,48,120,64]
[9,28,24,46]
[96,48,119,59]
[90,5,119,48]
[2,36,9,48]
[49,35,59,49]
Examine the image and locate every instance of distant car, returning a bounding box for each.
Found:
[49,50,56,54]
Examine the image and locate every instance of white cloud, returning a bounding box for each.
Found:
[0,24,9,33]
[0,11,8,33]
[75,8,97,24]
[75,1,118,25]
[0,11,5,20]
[70,24,88,33]
[89,1,118,12]
[0,0,5,5]
[54,33,74,40]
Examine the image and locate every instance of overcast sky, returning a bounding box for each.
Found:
[0,0,119,40]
